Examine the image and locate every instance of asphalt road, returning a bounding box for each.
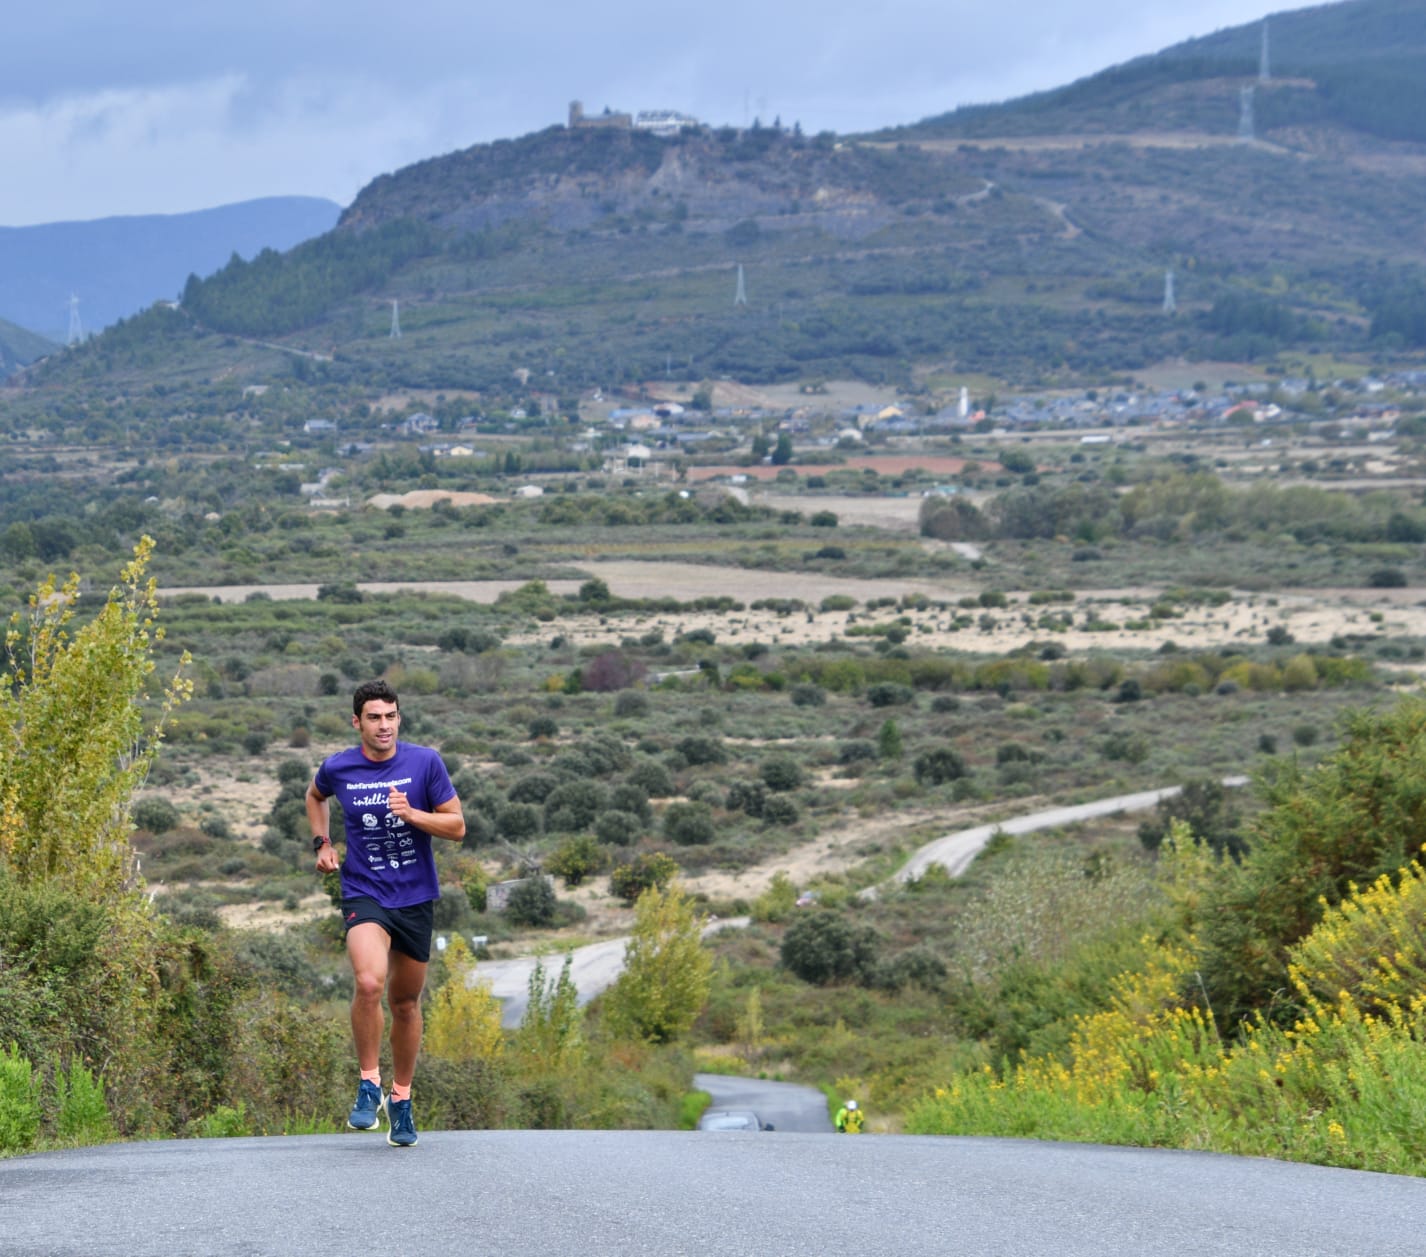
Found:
[891,776,1249,884]
[4,1129,1423,1256]
[693,1072,834,1134]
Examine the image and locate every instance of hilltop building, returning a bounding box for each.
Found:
[568,101,698,133]
[568,101,632,129]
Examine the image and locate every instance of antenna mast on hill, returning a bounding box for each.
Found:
[733,264,748,307]
[66,294,83,345]
[390,300,402,338]
[1259,19,1271,83]
[1237,85,1256,143]
[1163,269,1177,315]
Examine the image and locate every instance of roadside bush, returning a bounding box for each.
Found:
[751,871,798,924]
[0,1045,40,1154]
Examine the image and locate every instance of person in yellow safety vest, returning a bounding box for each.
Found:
[834,1099,864,1133]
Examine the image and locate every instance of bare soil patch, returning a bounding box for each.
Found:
[688,454,986,482]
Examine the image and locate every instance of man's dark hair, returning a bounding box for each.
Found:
[352,679,400,717]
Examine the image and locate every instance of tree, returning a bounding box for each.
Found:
[425,935,506,1064]
[1196,698,1426,1031]
[603,883,712,1043]
[771,433,793,465]
[1,536,192,897]
[514,954,583,1078]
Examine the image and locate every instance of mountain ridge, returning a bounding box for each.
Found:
[15,0,1426,422]
[0,195,342,347]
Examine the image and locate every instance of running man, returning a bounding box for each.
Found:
[308,679,465,1147]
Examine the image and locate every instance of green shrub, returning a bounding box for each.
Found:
[914,747,968,785]
[595,809,644,847]
[495,802,541,840]
[762,795,800,826]
[751,871,798,923]
[546,835,607,888]
[627,759,674,797]
[791,683,826,707]
[54,1058,116,1145]
[759,754,804,792]
[610,853,679,904]
[867,683,914,708]
[0,1044,40,1154]
[726,780,766,817]
[132,797,180,834]
[780,912,881,986]
[614,691,650,718]
[663,801,716,846]
[543,780,606,832]
[675,735,726,766]
[608,783,652,823]
[508,772,559,804]
[504,877,558,928]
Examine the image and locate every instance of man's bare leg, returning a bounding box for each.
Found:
[347,923,391,1073]
[387,951,428,1091]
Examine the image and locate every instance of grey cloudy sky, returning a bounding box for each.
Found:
[2,1,1280,226]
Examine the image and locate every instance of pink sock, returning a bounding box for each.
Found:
[391,1082,412,1103]
[361,1069,381,1088]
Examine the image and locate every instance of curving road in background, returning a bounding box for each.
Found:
[474,779,1250,1011]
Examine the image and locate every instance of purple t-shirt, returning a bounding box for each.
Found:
[313,741,457,909]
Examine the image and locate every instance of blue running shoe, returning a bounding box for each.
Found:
[386,1097,418,1147]
[347,1079,384,1131]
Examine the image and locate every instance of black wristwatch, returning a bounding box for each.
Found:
[312,834,331,854]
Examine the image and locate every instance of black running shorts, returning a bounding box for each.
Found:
[341,897,436,963]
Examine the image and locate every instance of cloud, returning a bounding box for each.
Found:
[0,0,1277,225]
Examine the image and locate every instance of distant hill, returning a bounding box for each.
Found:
[892,0,1426,143]
[18,0,1426,427]
[0,316,56,376]
[0,196,342,342]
